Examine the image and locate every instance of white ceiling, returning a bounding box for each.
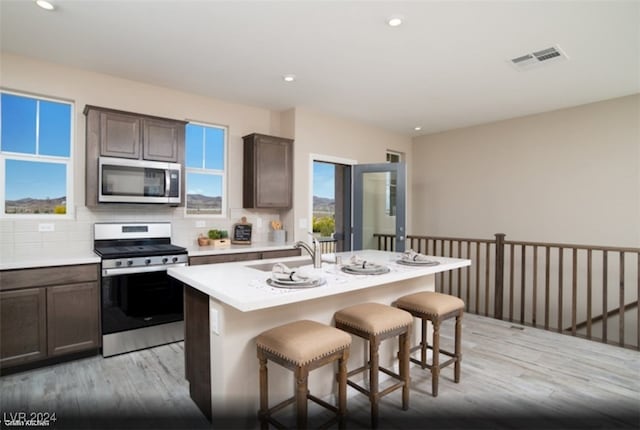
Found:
[1,0,639,136]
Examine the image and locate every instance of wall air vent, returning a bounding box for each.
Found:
[509,45,568,71]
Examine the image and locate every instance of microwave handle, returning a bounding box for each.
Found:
[165,170,171,198]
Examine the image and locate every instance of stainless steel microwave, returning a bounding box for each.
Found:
[98,157,181,205]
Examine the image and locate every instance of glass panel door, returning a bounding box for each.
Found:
[353,163,406,252]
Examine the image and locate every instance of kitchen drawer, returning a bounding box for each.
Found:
[189,252,263,266]
[260,249,301,260]
[0,264,99,291]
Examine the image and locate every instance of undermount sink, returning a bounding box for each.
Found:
[247,258,314,272]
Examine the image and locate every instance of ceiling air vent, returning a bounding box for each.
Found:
[509,45,568,71]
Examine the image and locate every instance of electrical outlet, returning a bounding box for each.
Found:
[195,220,206,228]
[256,217,262,228]
[210,308,220,335]
[299,218,308,229]
[38,223,55,232]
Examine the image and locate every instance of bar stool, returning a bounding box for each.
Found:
[334,303,413,428]
[256,320,351,429]
[395,291,464,397]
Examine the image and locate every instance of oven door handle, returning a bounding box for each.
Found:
[102,263,187,277]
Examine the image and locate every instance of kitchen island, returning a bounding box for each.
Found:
[168,250,470,425]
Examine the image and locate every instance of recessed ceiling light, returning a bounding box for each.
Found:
[35,0,55,10]
[414,126,422,131]
[282,74,296,82]
[387,16,403,27]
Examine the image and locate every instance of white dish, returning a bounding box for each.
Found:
[396,259,439,267]
[266,277,326,289]
[341,264,390,275]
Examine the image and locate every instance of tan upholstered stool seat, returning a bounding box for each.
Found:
[257,320,352,366]
[334,303,413,428]
[334,302,414,335]
[396,292,464,317]
[256,320,351,429]
[396,291,465,397]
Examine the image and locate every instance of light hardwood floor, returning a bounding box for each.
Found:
[1,314,638,429]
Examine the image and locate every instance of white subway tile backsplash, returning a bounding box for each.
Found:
[1,205,282,261]
[14,231,43,243]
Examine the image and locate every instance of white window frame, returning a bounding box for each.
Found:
[0,89,74,220]
[184,121,228,218]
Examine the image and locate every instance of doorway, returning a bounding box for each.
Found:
[312,159,352,252]
[353,162,406,252]
[310,154,406,253]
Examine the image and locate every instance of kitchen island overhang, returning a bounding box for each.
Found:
[169,250,471,425]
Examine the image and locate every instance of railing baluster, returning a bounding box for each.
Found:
[466,240,471,310]
[545,246,550,331]
[475,242,480,314]
[509,243,515,322]
[485,243,490,317]
[603,251,608,343]
[558,247,564,333]
[448,240,453,295]
[619,252,625,347]
[521,245,526,325]
[587,249,592,339]
[457,240,462,299]
[532,246,538,327]
[571,248,577,335]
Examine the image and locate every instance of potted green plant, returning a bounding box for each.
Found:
[208,229,230,249]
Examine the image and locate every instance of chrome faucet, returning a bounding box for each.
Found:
[295,234,322,268]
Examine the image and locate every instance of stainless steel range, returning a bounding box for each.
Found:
[94,222,188,357]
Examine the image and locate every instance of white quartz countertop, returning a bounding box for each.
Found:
[0,253,101,271]
[1,242,295,271]
[168,250,471,312]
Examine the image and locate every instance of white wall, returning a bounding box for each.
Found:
[412,94,640,248]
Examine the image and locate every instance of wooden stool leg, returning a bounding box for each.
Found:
[420,318,428,368]
[258,352,269,430]
[455,312,463,383]
[399,331,410,410]
[369,337,380,428]
[431,319,440,397]
[338,350,349,430]
[295,366,309,430]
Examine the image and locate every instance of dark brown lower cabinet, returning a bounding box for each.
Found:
[0,264,100,372]
[189,248,301,266]
[0,288,47,367]
[47,283,100,357]
[184,286,211,420]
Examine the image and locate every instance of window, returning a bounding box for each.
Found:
[185,122,226,216]
[0,91,73,217]
[385,150,403,216]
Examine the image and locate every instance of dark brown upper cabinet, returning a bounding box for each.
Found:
[85,105,186,163]
[84,105,186,206]
[243,133,293,209]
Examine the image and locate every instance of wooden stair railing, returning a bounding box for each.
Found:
[373,232,639,350]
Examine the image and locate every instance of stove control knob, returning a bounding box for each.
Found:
[115,261,122,267]
[162,257,168,264]
[145,259,151,265]
[127,260,133,266]
[172,257,179,263]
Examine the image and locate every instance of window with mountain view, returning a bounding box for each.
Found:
[312,161,336,237]
[1,92,73,216]
[185,123,226,216]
